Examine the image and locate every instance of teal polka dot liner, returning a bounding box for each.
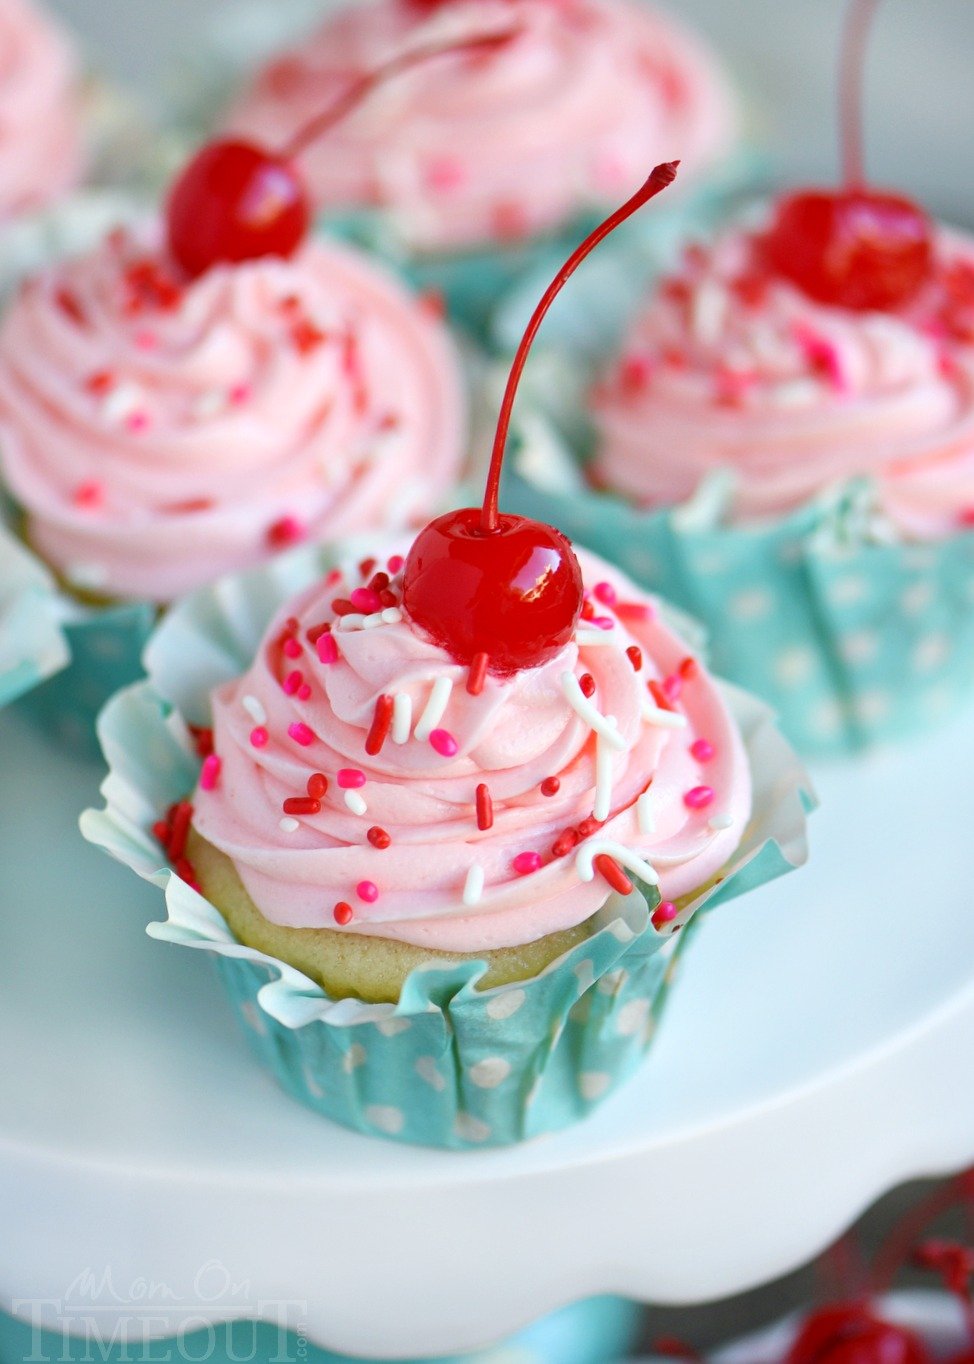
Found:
[506,443,974,757]
[0,523,69,710]
[80,541,810,1150]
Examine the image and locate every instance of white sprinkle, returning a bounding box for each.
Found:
[636,790,655,835]
[392,692,412,745]
[575,627,619,647]
[709,812,734,830]
[576,838,659,888]
[66,561,109,591]
[192,389,225,420]
[279,817,300,833]
[362,612,384,629]
[561,672,626,749]
[769,378,821,409]
[102,381,144,424]
[242,694,266,726]
[691,279,728,346]
[639,692,688,729]
[462,864,485,907]
[381,607,402,625]
[344,790,368,816]
[415,675,453,742]
[594,720,617,822]
[336,613,367,631]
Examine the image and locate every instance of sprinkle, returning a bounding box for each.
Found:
[362,612,385,630]
[415,676,454,742]
[579,673,596,698]
[616,601,655,624]
[513,851,542,875]
[576,628,619,647]
[73,481,103,508]
[242,695,266,726]
[576,838,659,887]
[551,829,579,858]
[428,728,458,758]
[191,726,214,758]
[199,754,221,791]
[636,790,655,835]
[344,790,368,816]
[463,864,485,906]
[648,680,674,711]
[652,901,679,929]
[229,382,252,405]
[593,581,617,606]
[367,826,391,849]
[594,853,633,896]
[381,607,402,625]
[591,617,615,631]
[282,669,302,696]
[365,695,394,756]
[250,726,269,748]
[351,587,381,613]
[283,797,320,816]
[297,684,311,701]
[125,410,151,433]
[684,785,715,810]
[392,693,413,745]
[308,774,328,799]
[679,657,698,679]
[661,674,683,704]
[709,812,734,831]
[467,651,489,696]
[540,776,560,797]
[626,646,643,672]
[338,768,366,788]
[594,722,617,821]
[356,880,379,903]
[690,738,715,762]
[333,902,353,926]
[335,612,367,632]
[475,783,493,831]
[283,638,302,660]
[561,672,626,750]
[387,554,404,574]
[288,722,315,747]
[640,693,688,729]
[267,515,306,549]
[577,816,604,839]
[167,801,192,861]
[85,370,114,396]
[316,632,338,665]
[102,381,143,423]
[279,817,300,833]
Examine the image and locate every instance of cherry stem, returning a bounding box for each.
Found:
[840,0,882,187]
[280,27,519,162]
[481,160,679,534]
[871,1169,974,1296]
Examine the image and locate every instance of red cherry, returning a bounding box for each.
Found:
[762,189,934,311]
[166,140,309,279]
[787,1303,931,1364]
[402,508,583,673]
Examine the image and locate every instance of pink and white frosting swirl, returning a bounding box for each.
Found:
[0,0,85,218]
[193,545,752,952]
[225,0,738,252]
[592,219,974,536]
[0,226,466,602]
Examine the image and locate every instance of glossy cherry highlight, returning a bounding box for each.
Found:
[403,162,678,673]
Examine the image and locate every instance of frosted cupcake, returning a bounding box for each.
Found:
[0,521,67,708]
[223,0,743,335]
[83,167,810,1147]
[509,6,974,755]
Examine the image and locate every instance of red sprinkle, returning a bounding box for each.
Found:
[358,557,377,579]
[367,826,391,849]
[337,768,366,788]
[356,880,379,903]
[297,684,311,701]
[85,370,114,396]
[307,773,328,799]
[387,554,404,574]
[684,785,715,811]
[152,820,170,848]
[594,853,633,896]
[283,637,302,659]
[316,632,338,665]
[467,651,489,696]
[679,656,699,680]
[648,680,674,712]
[690,738,715,763]
[661,674,683,704]
[625,646,643,672]
[365,695,394,756]
[540,777,560,797]
[288,722,315,747]
[579,673,596,698]
[267,515,306,549]
[282,669,303,696]
[73,480,103,508]
[652,901,679,929]
[333,902,353,926]
[551,829,579,858]
[283,796,320,816]
[167,801,193,861]
[475,783,493,831]
[199,754,221,791]
[513,851,542,875]
[250,726,269,748]
[577,816,604,839]
[190,725,214,758]
[429,728,458,758]
[331,598,355,617]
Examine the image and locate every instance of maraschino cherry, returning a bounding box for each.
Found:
[166,28,515,279]
[786,1302,930,1364]
[402,161,679,674]
[762,0,933,310]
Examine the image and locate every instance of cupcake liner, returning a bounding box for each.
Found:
[81,540,810,1150]
[505,410,974,758]
[0,522,68,709]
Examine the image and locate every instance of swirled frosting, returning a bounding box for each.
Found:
[225,0,738,252]
[592,219,974,536]
[192,545,752,952]
[0,0,85,218]
[0,225,466,602]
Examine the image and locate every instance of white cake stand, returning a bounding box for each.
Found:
[1,699,973,1360]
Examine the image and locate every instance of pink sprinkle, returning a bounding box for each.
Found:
[283,637,302,659]
[316,632,338,665]
[690,738,715,763]
[591,616,615,631]
[958,507,974,528]
[229,382,252,405]
[133,330,158,350]
[324,568,343,589]
[593,581,617,606]
[652,901,678,929]
[618,352,655,393]
[350,587,381,614]
[337,768,366,789]
[267,515,306,549]
[513,851,542,875]
[200,754,221,790]
[356,880,379,904]
[794,323,851,395]
[125,410,151,433]
[282,670,303,696]
[250,726,269,748]
[661,674,683,703]
[429,728,459,757]
[288,722,315,747]
[73,481,103,508]
[297,684,312,701]
[387,555,404,575]
[425,155,466,192]
[684,785,714,811]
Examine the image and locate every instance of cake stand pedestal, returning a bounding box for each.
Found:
[1,700,973,1360]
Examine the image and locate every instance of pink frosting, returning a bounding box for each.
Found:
[225,0,738,252]
[0,0,85,218]
[592,219,974,536]
[193,545,752,952]
[0,226,466,602]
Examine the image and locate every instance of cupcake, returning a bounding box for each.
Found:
[0,112,467,751]
[0,520,67,708]
[222,0,743,336]
[507,10,974,756]
[82,167,810,1147]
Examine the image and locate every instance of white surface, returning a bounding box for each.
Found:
[1,701,974,1358]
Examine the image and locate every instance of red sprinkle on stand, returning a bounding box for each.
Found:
[333,902,353,926]
[540,776,560,796]
[467,651,489,696]
[365,695,394,755]
[367,826,391,849]
[283,796,320,816]
[475,783,493,831]
[307,773,328,799]
[594,853,633,896]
